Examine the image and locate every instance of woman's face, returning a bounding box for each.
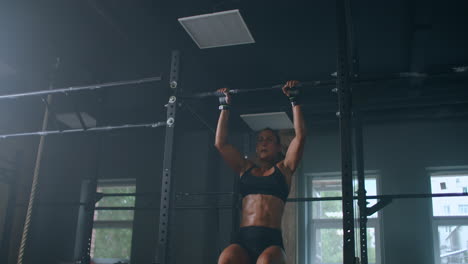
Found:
[256,130,281,161]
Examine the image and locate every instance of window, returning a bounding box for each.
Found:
[459,205,468,214]
[91,179,136,264]
[302,172,381,264]
[444,205,451,215]
[430,173,468,264]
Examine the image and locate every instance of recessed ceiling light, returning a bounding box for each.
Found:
[178,9,255,49]
[56,112,97,129]
[240,112,293,131]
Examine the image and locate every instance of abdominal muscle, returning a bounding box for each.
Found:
[240,194,285,229]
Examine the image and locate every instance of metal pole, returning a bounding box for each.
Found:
[78,139,104,264]
[179,70,468,100]
[0,122,166,139]
[336,0,356,263]
[156,50,180,264]
[286,192,468,202]
[182,80,335,99]
[355,114,368,264]
[0,76,162,100]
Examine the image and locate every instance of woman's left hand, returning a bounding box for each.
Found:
[282,80,300,97]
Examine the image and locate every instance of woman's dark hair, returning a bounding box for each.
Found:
[258,127,281,145]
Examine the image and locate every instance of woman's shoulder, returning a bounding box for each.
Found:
[275,160,293,176]
[239,160,256,177]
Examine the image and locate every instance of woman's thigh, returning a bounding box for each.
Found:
[218,244,251,264]
[256,246,286,264]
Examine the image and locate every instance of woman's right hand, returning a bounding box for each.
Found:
[217,87,231,105]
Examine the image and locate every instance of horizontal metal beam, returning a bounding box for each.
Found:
[367,198,392,216]
[180,70,468,99]
[0,76,162,100]
[367,192,468,200]
[176,192,235,196]
[0,121,167,139]
[17,192,467,208]
[288,192,468,202]
[95,206,233,210]
[182,80,335,99]
[100,192,159,197]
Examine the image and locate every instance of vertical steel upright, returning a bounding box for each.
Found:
[156,50,180,264]
[355,114,368,264]
[77,92,107,264]
[336,0,356,263]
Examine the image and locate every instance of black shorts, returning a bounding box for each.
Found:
[231,226,284,262]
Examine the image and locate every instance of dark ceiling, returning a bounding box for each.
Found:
[0,0,467,135]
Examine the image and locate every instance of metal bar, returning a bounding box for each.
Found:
[287,192,468,202]
[95,206,233,210]
[366,198,392,216]
[16,192,468,207]
[77,91,107,264]
[179,70,468,99]
[181,80,335,99]
[336,0,356,262]
[367,193,468,199]
[354,115,368,264]
[80,147,102,264]
[0,122,166,139]
[101,192,159,197]
[176,192,235,196]
[288,196,345,202]
[156,50,180,264]
[0,76,162,100]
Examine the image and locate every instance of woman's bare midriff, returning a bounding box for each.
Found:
[240,194,285,229]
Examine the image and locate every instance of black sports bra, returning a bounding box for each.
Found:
[239,165,290,203]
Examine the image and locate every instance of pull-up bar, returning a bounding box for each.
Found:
[181,80,334,99]
[180,68,468,99]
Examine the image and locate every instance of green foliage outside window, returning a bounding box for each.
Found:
[93,228,133,259]
[317,190,342,219]
[318,228,376,264]
[320,229,343,263]
[95,186,136,221]
[92,185,135,261]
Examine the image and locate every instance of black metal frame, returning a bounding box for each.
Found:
[0,76,162,100]
[287,192,468,203]
[0,122,166,139]
[336,0,356,262]
[156,50,180,264]
[354,114,368,264]
[75,98,107,264]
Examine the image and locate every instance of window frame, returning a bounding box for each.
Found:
[91,179,136,264]
[301,171,383,264]
[428,168,468,264]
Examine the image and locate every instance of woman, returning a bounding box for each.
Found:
[215,80,307,264]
